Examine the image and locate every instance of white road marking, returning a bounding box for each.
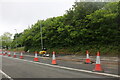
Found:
[15,54,49,59]
[3,56,120,78]
[18,54,119,62]
[22,54,34,57]
[0,70,13,80]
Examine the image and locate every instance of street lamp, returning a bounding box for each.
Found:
[14,29,17,34]
[14,29,18,51]
[40,23,43,50]
[1,38,5,53]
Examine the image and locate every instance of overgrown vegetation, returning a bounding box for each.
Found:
[10,2,119,55]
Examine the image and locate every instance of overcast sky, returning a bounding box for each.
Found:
[0,0,75,37]
[0,0,118,38]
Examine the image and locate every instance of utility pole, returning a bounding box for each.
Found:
[40,23,43,50]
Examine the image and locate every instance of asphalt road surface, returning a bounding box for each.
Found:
[7,52,118,75]
[0,52,119,80]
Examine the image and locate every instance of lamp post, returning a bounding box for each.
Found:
[14,29,18,51]
[1,38,4,54]
[40,23,43,50]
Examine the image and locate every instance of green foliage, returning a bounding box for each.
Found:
[11,2,119,55]
[0,32,12,49]
[85,2,119,45]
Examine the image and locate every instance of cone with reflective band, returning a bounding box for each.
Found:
[4,51,7,55]
[34,51,39,61]
[8,51,11,57]
[0,50,3,55]
[13,51,17,58]
[20,51,23,59]
[3,52,6,55]
[0,50,2,53]
[85,50,91,64]
[2,51,6,55]
[93,51,104,72]
[52,51,57,65]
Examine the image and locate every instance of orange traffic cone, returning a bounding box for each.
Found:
[8,51,11,57]
[20,51,23,59]
[93,51,104,72]
[34,51,39,61]
[85,50,92,64]
[3,52,6,55]
[2,51,5,55]
[0,50,2,55]
[52,51,57,65]
[13,51,17,58]
[4,51,7,55]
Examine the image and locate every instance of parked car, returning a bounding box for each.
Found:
[42,53,50,57]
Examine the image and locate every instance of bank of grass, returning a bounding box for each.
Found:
[47,45,119,56]
[8,47,24,52]
[8,45,118,56]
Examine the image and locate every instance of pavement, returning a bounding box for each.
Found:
[0,52,119,79]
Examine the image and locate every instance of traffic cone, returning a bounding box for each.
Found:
[4,51,7,55]
[13,51,17,58]
[3,52,6,55]
[52,51,57,65]
[85,50,92,64]
[0,50,2,55]
[93,51,104,72]
[20,51,23,59]
[2,51,5,55]
[8,51,11,57]
[34,51,39,62]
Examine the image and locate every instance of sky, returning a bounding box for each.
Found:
[0,0,118,38]
[0,0,75,37]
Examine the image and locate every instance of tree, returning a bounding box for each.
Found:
[84,2,119,45]
[0,32,12,49]
[11,2,119,54]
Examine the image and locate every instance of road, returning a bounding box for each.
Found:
[10,52,118,75]
[0,52,119,80]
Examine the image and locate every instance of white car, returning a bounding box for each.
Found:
[43,53,50,57]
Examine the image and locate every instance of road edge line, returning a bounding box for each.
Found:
[3,56,120,78]
[0,70,13,80]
